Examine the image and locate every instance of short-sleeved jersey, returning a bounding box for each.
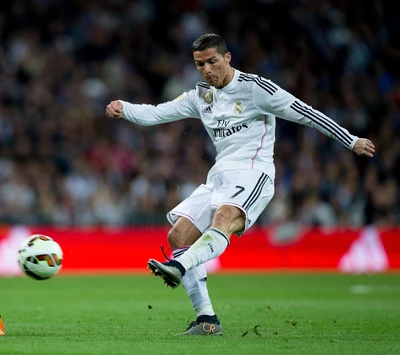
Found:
[120,69,358,180]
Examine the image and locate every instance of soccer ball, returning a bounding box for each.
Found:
[17,235,63,280]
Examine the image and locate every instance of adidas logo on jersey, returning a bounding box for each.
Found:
[202,106,212,114]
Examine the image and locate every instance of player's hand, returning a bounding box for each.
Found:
[352,138,375,158]
[106,100,123,119]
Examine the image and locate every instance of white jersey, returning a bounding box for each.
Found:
[120,69,358,180]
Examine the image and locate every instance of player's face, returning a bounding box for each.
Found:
[193,47,233,89]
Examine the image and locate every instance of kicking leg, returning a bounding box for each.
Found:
[175,205,245,271]
[148,205,244,283]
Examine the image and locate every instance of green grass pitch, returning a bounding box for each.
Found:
[1,273,400,355]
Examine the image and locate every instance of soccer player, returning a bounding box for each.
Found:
[106,34,375,335]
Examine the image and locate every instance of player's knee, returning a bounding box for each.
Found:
[212,208,228,226]
[212,205,245,235]
[213,205,242,224]
[167,227,186,249]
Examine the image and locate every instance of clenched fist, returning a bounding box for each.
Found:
[352,138,375,158]
[106,100,123,119]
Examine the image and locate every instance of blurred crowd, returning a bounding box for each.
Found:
[0,0,399,227]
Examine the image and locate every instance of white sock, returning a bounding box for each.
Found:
[173,247,215,317]
[175,228,229,271]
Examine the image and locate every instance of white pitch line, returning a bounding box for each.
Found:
[350,284,400,294]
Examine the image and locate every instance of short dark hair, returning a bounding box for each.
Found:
[191,34,228,55]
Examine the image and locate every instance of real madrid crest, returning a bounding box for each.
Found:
[234,102,243,115]
[204,89,213,104]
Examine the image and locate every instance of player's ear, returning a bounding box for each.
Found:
[224,52,232,64]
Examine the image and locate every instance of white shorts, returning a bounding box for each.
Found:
[167,170,274,236]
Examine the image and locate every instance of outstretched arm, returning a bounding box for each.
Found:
[105,90,200,126]
[253,80,375,157]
